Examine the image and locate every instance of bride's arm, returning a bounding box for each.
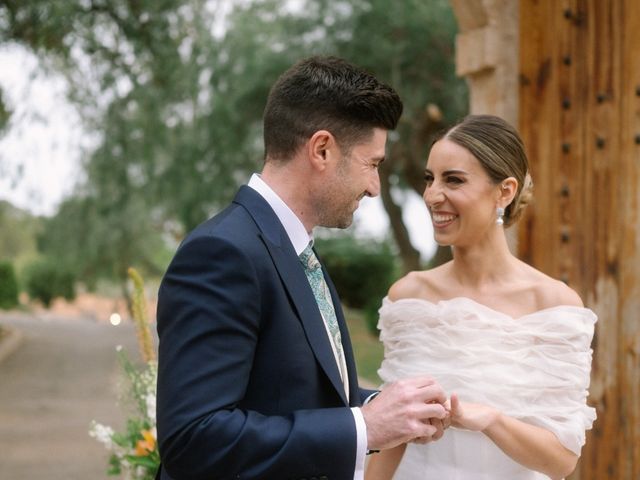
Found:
[365,444,406,480]
[449,394,578,480]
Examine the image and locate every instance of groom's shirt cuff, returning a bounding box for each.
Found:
[351,407,367,480]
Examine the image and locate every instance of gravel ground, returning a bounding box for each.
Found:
[0,313,144,480]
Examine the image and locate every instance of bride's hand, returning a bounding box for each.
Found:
[449,393,501,432]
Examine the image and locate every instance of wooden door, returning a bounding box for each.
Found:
[518,1,640,478]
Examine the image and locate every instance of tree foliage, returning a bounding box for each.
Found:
[0,260,19,309]
[0,200,41,267]
[23,256,75,307]
[335,0,463,269]
[0,0,466,289]
[37,194,170,293]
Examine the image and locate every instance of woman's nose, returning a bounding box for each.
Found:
[423,183,444,207]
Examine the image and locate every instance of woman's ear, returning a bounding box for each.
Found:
[307,130,336,171]
[498,177,518,208]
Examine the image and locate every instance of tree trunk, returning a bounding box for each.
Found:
[378,102,449,272]
[428,244,453,268]
[379,158,421,273]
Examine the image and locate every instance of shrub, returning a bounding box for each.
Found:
[0,260,19,309]
[23,257,76,308]
[314,236,400,335]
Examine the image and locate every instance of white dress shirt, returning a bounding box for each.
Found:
[247,173,367,480]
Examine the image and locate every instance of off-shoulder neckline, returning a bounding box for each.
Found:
[382,295,596,321]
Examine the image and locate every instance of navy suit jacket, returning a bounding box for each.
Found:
[156,186,374,480]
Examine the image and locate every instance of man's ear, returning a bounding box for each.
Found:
[498,177,518,208]
[307,130,336,171]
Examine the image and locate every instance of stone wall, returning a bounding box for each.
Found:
[449,0,519,125]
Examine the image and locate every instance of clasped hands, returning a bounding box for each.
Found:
[361,376,499,452]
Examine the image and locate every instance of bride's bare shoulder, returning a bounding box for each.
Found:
[539,280,584,309]
[522,263,584,309]
[388,262,452,302]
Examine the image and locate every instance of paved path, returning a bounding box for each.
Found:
[0,314,143,480]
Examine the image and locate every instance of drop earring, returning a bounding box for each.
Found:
[496,207,505,226]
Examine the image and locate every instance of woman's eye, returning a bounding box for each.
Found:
[424,175,434,185]
[446,176,463,184]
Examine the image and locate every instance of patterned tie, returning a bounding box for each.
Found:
[299,244,348,387]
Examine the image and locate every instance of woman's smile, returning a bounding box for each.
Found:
[431,211,458,228]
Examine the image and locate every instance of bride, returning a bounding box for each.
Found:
[365,115,596,480]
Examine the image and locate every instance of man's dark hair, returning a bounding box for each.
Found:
[263,56,403,161]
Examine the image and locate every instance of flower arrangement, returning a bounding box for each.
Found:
[89,267,160,480]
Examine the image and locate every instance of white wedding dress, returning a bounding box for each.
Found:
[377,296,597,480]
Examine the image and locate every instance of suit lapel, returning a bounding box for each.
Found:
[233,187,348,405]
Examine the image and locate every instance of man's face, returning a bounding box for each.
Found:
[315,128,387,229]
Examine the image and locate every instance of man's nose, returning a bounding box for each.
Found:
[366,170,381,197]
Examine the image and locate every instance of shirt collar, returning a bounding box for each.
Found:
[248,173,312,255]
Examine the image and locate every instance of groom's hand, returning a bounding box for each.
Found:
[411,413,449,444]
[361,376,447,451]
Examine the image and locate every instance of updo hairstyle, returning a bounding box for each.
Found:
[441,114,533,227]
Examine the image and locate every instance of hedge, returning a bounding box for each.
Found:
[314,236,399,334]
[0,260,19,309]
[23,258,76,308]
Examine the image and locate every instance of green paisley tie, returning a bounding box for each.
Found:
[299,243,347,385]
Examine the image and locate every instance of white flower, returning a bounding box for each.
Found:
[145,392,156,423]
[89,355,160,479]
[89,421,115,450]
[121,459,134,480]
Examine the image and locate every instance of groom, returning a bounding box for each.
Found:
[155,55,447,480]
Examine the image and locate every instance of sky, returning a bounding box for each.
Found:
[0,44,437,260]
[0,44,87,216]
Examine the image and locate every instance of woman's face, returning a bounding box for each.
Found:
[423,139,502,247]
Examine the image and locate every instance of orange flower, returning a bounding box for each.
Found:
[135,429,156,456]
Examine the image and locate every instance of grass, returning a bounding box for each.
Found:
[343,306,384,388]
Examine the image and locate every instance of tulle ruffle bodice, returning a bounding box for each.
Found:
[377,296,597,479]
